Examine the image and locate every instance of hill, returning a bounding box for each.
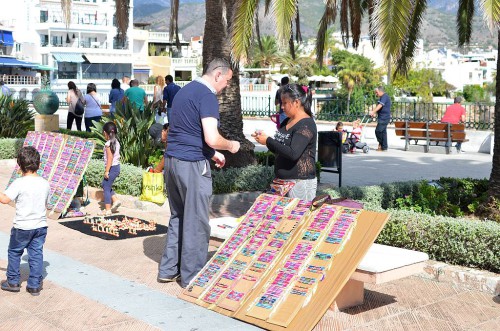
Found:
[133,0,498,50]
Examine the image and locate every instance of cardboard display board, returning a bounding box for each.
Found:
[7,131,94,219]
[179,194,389,331]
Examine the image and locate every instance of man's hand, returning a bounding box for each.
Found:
[229,141,240,154]
[369,110,375,117]
[212,151,226,168]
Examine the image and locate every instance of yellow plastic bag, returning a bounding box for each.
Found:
[140,171,166,204]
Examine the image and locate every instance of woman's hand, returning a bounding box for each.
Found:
[252,130,269,145]
[104,171,109,180]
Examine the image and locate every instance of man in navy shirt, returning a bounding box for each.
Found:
[370,86,392,151]
[162,75,181,123]
[157,58,240,288]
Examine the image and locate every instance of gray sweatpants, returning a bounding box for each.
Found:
[158,157,212,287]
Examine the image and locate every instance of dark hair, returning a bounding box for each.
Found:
[67,81,77,92]
[281,76,289,85]
[280,83,313,117]
[17,146,40,174]
[162,123,169,130]
[111,78,121,89]
[129,79,139,87]
[87,83,97,94]
[165,75,173,83]
[103,121,118,154]
[454,96,462,104]
[203,58,231,75]
[336,122,343,130]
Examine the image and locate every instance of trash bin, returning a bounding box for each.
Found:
[318,131,342,167]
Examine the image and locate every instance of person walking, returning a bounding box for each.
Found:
[65,81,84,131]
[441,96,466,152]
[121,76,130,91]
[153,75,166,123]
[108,78,125,117]
[124,79,148,111]
[162,75,181,123]
[83,83,102,132]
[370,86,391,151]
[0,147,50,296]
[157,58,240,288]
[98,122,121,216]
[0,80,11,97]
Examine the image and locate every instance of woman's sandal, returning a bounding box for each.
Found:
[97,210,112,217]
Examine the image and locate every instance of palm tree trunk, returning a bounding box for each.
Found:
[204,0,256,168]
[488,32,500,198]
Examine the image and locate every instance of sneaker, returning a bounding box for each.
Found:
[26,286,42,296]
[111,200,122,213]
[1,280,20,293]
[157,274,180,283]
[97,209,112,217]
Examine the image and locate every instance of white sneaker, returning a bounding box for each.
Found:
[111,200,122,213]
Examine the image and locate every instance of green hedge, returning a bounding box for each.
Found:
[0,138,24,159]
[376,209,500,273]
[319,182,500,273]
[84,159,143,196]
[84,159,275,196]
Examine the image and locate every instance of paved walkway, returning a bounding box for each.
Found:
[0,146,498,330]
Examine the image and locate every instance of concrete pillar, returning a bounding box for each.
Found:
[35,114,59,132]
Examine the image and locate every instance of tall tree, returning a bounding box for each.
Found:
[203,0,256,167]
[337,56,366,112]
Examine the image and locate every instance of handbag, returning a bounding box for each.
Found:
[139,170,166,204]
[74,97,85,116]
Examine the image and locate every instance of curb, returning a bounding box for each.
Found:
[419,260,500,296]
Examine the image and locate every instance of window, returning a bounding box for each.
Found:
[40,10,48,23]
[40,35,49,46]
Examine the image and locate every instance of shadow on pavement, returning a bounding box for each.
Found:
[142,234,166,263]
[342,290,396,314]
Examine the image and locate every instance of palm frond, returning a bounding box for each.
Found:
[457,0,475,46]
[349,0,363,49]
[295,6,302,43]
[373,0,414,65]
[264,0,272,16]
[478,0,500,32]
[61,0,71,29]
[315,0,337,66]
[395,0,427,76]
[231,0,259,59]
[170,0,180,50]
[364,0,376,47]
[272,0,298,48]
[340,0,350,47]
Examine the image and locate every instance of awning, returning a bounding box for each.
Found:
[133,68,150,74]
[0,57,37,68]
[83,53,131,64]
[52,53,85,63]
[36,64,57,71]
[0,31,14,46]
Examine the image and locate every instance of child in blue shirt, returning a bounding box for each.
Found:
[0,146,50,296]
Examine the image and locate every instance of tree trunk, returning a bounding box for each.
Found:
[203,0,256,168]
[488,32,500,199]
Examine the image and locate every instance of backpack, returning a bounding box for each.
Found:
[74,95,85,116]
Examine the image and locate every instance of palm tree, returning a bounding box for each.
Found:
[337,57,366,113]
[250,35,281,68]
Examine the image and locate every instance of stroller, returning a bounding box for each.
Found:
[343,116,370,154]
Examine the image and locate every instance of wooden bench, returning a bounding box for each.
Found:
[208,217,429,310]
[395,121,468,154]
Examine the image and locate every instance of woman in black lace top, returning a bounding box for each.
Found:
[253,84,317,200]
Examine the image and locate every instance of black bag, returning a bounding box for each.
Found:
[74,98,85,116]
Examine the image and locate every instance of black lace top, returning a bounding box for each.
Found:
[266,117,317,180]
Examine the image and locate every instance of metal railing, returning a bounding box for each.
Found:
[240,96,495,130]
[1,75,40,85]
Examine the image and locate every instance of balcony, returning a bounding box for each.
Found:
[40,41,110,49]
[1,74,40,85]
[171,58,199,66]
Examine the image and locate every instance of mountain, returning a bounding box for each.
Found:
[133,0,498,50]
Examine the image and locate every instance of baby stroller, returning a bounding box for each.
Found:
[344,116,370,154]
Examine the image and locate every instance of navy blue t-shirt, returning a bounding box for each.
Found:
[377,93,391,121]
[163,83,181,108]
[166,80,219,161]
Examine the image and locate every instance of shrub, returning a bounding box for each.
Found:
[0,138,24,159]
[0,96,34,138]
[255,151,275,166]
[91,100,156,168]
[376,209,500,273]
[212,165,274,194]
[85,159,143,196]
[58,128,99,140]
